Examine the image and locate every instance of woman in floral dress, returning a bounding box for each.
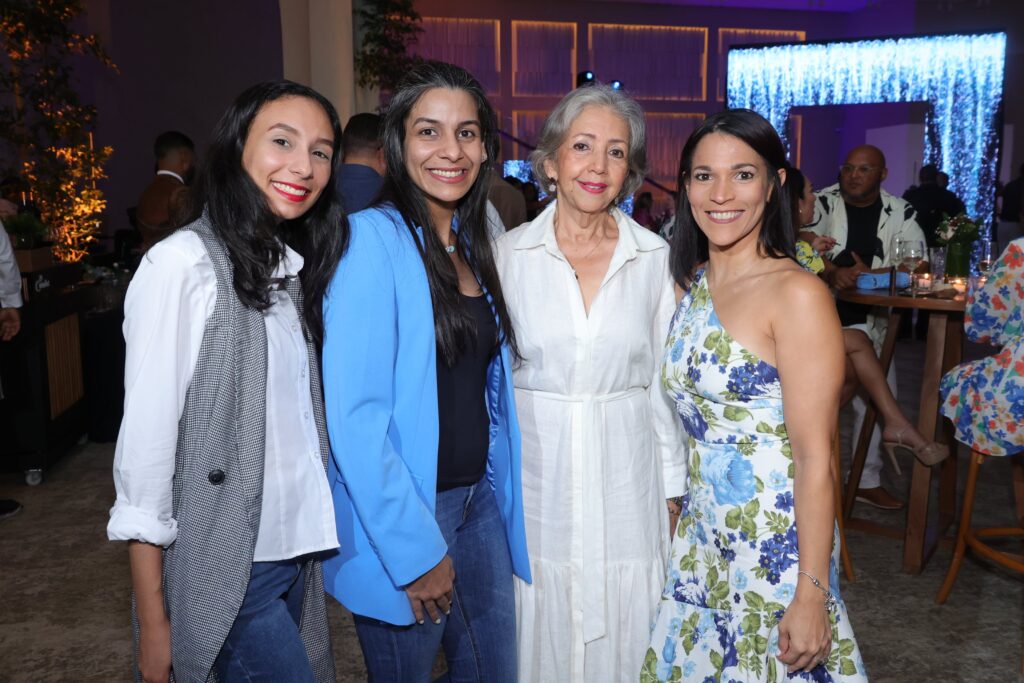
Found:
[643,110,868,682]
[939,237,1024,456]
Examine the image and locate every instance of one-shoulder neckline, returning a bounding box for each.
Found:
[696,270,780,374]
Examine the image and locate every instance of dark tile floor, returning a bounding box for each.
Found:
[0,339,1020,682]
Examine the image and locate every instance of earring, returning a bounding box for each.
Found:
[548,182,556,193]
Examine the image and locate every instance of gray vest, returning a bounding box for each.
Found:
[134,216,335,682]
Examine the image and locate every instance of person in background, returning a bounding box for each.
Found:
[997,162,1024,250]
[803,144,928,510]
[321,61,528,682]
[631,190,655,230]
[0,208,23,522]
[489,170,528,231]
[336,112,385,213]
[494,84,685,683]
[646,108,866,682]
[136,130,195,250]
[108,81,346,683]
[792,167,946,470]
[940,236,1024,456]
[903,164,964,248]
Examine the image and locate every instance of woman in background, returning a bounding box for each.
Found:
[108,80,346,683]
[321,62,529,682]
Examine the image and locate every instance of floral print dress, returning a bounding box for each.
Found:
[642,271,867,683]
[940,237,1024,456]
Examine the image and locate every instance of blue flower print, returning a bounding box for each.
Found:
[702,447,757,507]
[733,569,748,590]
[769,470,789,491]
[678,398,710,440]
[775,491,794,512]
[773,583,795,602]
[726,360,779,397]
[683,661,696,678]
[671,338,686,362]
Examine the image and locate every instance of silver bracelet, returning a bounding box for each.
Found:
[798,570,838,613]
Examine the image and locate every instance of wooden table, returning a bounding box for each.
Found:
[836,288,966,574]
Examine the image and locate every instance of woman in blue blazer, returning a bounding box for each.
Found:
[321,62,530,681]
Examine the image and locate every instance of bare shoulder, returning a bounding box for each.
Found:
[768,264,834,311]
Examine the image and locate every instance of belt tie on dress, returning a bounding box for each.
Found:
[517,386,646,649]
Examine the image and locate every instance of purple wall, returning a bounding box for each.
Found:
[82,0,284,238]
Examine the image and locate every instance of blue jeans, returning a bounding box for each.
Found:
[354,479,516,683]
[214,558,315,682]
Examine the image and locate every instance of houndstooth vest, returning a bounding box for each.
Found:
[133,216,335,682]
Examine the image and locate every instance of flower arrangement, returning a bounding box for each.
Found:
[936,212,980,245]
[935,212,979,278]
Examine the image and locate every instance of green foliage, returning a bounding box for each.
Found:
[2,211,47,247]
[354,0,423,91]
[0,0,116,261]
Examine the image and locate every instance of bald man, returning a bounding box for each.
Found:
[804,145,927,510]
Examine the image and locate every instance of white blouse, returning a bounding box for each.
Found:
[106,230,338,562]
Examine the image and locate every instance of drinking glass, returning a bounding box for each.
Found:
[894,238,925,293]
[929,246,946,282]
[978,239,996,276]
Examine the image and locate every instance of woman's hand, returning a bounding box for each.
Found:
[666,497,682,542]
[405,555,455,625]
[776,592,832,674]
[810,234,836,255]
[138,614,172,683]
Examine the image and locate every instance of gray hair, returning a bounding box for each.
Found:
[530,84,648,204]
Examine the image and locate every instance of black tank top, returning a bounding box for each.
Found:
[435,293,497,491]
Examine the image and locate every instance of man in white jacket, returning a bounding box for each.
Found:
[805,145,927,511]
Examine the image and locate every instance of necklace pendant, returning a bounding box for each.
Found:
[445,245,456,254]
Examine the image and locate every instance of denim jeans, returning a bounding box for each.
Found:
[214,558,315,682]
[354,478,516,683]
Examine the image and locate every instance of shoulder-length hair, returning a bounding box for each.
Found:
[530,84,648,205]
[669,108,794,289]
[376,61,517,365]
[186,79,348,346]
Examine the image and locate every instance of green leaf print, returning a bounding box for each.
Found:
[756,422,774,434]
[765,511,791,535]
[774,423,788,437]
[753,634,768,655]
[787,462,796,479]
[741,612,761,635]
[755,476,764,493]
[668,666,682,683]
[679,545,698,572]
[740,516,757,539]
[639,648,660,683]
[840,658,859,676]
[767,656,778,683]
[744,591,765,610]
[743,498,761,517]
[723,406,752,422]
[716,338,732,363]
[709,649,724,675]
[704,331,722,351]
[725,507,742,530]
[738,441,757,457]
[839,638,856,657]
[680,613,699,655]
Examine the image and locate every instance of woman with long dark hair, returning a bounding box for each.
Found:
[321,61,529,681]
[107,80,347,682]
[644,110,866,681]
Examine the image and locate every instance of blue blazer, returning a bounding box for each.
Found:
[321,204,531,625]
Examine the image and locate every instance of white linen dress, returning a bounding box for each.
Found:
[494,202,687,682]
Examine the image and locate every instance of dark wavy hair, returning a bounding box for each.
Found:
[186,80,348,346]
[786,166,807,233]
[669,109,794,289]
[376,61,517,365]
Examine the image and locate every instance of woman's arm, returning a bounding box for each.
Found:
[772,271,845,674]
[109,233,215,682]
[651,255,688,532]
[322,217,448,600]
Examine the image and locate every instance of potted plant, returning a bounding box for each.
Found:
[935,212,979,279]
[2,212,52,271]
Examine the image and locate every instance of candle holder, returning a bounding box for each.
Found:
[913,273,933,296]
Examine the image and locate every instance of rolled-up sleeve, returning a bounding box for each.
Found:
[107,233,214,546]
[651,253,688,498]
[0,224,23,309]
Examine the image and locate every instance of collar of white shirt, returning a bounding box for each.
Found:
[156,169,185,184]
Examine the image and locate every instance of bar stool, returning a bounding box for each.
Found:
[832,432,855,582]
[936,449,1024,604]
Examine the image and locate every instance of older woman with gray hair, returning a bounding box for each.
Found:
[493,85,686,682]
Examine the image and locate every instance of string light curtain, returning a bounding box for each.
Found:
[727,33,1006,231]
[408,18,501,95]
[588,24,707,101]
[716,28,805,101]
